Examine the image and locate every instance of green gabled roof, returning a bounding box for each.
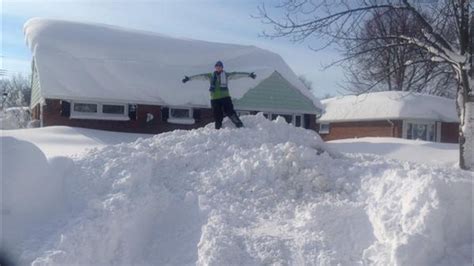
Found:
[233,71,320,114]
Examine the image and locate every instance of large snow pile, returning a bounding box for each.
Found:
[23,18,321,109]
[319,91,458,122]
[2,115,472,265]
[0,107,31,129]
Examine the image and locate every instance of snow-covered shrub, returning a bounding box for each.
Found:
[0,107,31,129]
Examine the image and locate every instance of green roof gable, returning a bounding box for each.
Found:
[233,71,320,114]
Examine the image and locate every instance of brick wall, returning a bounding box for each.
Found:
[318,120,403,141]
[41,99,319,134]
[441,122,459,143]
[42,99,215,134]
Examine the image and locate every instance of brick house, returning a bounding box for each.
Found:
[317,91,459,143]
[25,18,322,134]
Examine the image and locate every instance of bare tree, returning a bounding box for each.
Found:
[343,8,456,97]
[0,74,32,108]
[257,0,473,170]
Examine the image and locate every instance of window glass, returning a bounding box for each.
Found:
[413,124,427,140]
[407,123,413,139]
[103,104,125,114]
[319,123,330,134]
[170,108,190,118]
[428,124,435,141]
[74,103,97,113]
[295,115,302,127]
[406,122,435,141]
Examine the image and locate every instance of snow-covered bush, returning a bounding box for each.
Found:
[0,107,31,129]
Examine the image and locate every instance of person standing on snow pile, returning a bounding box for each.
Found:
[182,61,256,129]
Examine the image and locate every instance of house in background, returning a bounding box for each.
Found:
[25,18,322,134]
[317,91,459,143]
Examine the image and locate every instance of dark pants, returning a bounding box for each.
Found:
[211,97,243,129]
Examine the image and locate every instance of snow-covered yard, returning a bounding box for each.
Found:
[2,126,152,158]
[327,137,459,166]
[1,115,472,265]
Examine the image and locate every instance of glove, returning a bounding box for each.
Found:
[249,72,256,79]
[182,76,190,83]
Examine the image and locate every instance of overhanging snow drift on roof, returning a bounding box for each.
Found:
[319,91,458,123]
[24,18,322,111]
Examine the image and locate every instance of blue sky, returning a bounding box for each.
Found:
[1,0,345,97]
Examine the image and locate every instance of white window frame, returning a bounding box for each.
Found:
[402,120,437,142]
[262,112,305,128]
[319,123,330,134]
[168,107,195,125]
[70,101,129,121]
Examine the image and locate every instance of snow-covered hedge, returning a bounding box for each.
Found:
[1,114,472,265]
[0,107,31,129]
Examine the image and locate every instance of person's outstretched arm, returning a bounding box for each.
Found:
[182,73,211,83]
[227,72,256,80]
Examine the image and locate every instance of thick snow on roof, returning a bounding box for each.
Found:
[319,91,459,122]
[24,18,321,110]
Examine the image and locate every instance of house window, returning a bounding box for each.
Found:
[103,104,125,115]
[295,115,302,127]
[404,121,436,141]
[70,102,129,120]
[170,108,192,119]
[168,107,195,125]
[73,103,97,113]
[319,123,330,134]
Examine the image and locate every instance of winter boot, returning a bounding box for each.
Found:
[229,114,244,128]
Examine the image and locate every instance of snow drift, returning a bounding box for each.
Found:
[319,91,458,122]
[1,115,472,265]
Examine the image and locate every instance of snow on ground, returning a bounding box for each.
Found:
[327,137,459,166]
[1,114,472,265]
[1,126,152,158]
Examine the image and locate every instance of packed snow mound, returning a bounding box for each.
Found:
[2,115,472,265]
[23,18,321,109]
[319,91,458,122]
[0,137,71,258]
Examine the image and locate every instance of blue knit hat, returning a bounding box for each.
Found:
[215,61,223,67]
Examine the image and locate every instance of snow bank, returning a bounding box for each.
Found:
[0,107,31,129]
[2,126,152,158]
[23,18,321,110]
[2,115,472,265]
[0,137,72,261]
[319,91,459,122]
[327,137,459,166]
